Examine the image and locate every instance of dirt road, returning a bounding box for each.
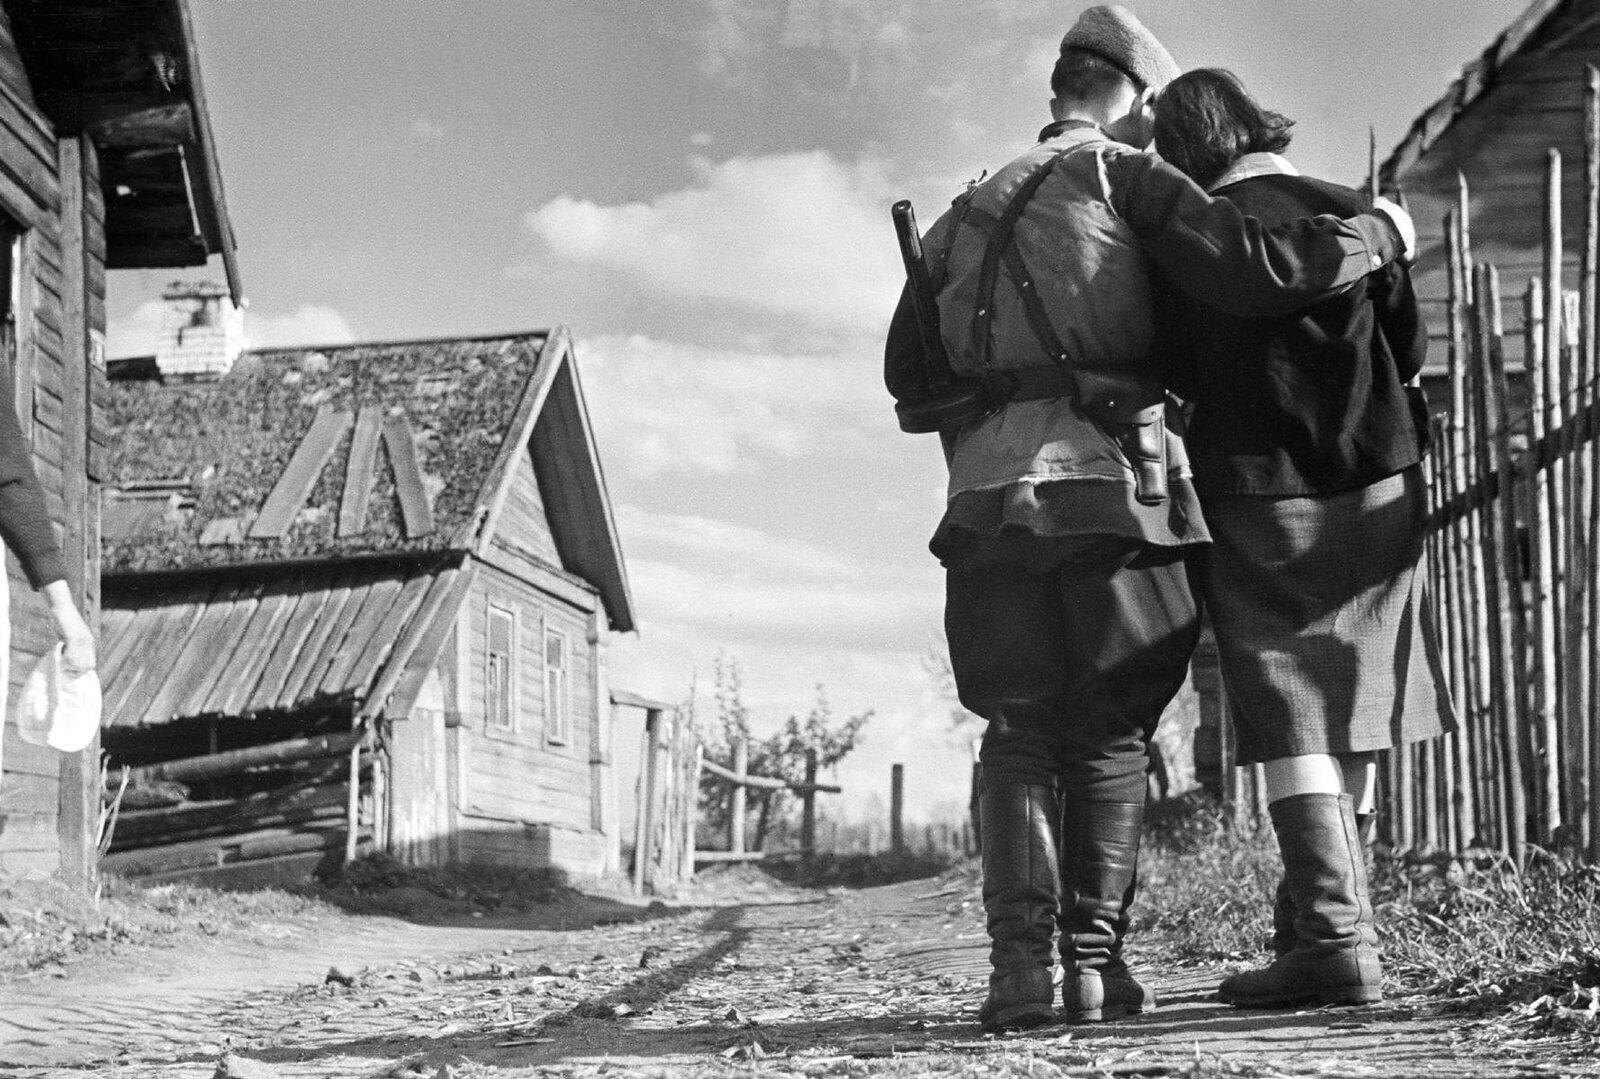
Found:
[0,872,1590,1078]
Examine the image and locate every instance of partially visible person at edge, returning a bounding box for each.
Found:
[0,369,96,695]
[1147,68,1455,1011]
[884,6,1416,1034]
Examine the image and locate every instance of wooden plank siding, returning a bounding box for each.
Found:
[1388,9,1600,378]
[452,557,604,869]
[0,27,103,876]
[487,449,563,569]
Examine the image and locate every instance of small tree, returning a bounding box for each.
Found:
[693,654,870,852]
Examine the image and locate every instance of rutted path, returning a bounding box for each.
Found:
[0,876,1589,1078]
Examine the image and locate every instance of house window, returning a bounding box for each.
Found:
[2,221,23,419]
[486,604,516,732]
[544,628,570,745]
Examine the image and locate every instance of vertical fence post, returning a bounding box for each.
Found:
[1581,63,1600,858]
[1528,272,1562,845]
[1485,265,1532,863]
[890,763,906,853]
[633,709,660,894]
[801,749,818,865]
[1445,205,1481,848]
[730,738,748,855]
[686,740,703,880]
[1544,151,1570,846]
[969,737,982,854]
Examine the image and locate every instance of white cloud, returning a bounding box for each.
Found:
[106,298,166,358]
[574,332,891,480]
[244,305,357,350]
[524,151,904,336]
[410,116,445,140]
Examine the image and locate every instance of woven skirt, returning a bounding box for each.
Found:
[1199,466,1457,765]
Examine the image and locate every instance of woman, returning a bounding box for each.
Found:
[1149,69,1455,1009]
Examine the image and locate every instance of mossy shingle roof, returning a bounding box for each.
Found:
[103,333,549,574]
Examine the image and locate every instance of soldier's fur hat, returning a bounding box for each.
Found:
[1059,5,1180,92]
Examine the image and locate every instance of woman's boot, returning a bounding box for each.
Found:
[977,782,1060,1032]
[1221,793,1381,1007]
[1268,810,1375,958]
[1059,797,1156,1022]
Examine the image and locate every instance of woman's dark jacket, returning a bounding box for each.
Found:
[1152,167,1429,496]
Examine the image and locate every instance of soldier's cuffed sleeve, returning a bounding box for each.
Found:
[0,376,67,589]
[1107,152,1402,318]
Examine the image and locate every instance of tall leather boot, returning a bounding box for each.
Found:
[977,782,1060,1032]
[1269,810,1375,958]
[1059,798,1156,1022]
[1221,794,1381,1007]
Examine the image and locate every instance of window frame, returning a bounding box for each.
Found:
[485,601,518,734]
[543,624,571,746]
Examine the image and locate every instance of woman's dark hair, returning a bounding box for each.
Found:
[1153,68,1294,189]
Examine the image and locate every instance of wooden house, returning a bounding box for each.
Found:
[97,330,644,887]
[0,0,239,881]
[1380,0,1597,396]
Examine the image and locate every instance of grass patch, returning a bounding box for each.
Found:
[1137,794,1600,1046]
[1137,794,1279,963]
[0,874,333,980]
[323,852,573,914]
[759,848,966,890]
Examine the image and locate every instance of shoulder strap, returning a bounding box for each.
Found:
[966,146,1078,372]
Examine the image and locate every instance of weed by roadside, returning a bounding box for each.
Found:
[1137,797,1600,1051]
[760,848,965,890]
[1377,852,1600,1046]
[0,874,332,980]
[325,852,573,914]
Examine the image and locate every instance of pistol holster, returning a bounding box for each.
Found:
[1074,369,1169,506]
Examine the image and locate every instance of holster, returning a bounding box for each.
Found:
[1074,369,1169,506]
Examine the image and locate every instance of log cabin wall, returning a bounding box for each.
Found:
[1384,0,1600,386]
[0,6,102,879]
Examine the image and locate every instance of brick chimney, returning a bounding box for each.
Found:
[155,280,246,379]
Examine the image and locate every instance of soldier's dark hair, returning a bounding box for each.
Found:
[1153,68,1294,190]
[1050,47,1139,102]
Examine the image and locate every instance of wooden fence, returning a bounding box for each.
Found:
[694,739,842,865]
[1396,66,1600,865]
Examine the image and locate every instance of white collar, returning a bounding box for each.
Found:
[1207,152,1299,193]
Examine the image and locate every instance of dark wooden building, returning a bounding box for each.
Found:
[1381,0,1595,396]
[98,330,641,886]
[0,0,239,880]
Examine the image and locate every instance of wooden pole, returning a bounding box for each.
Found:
[344,721,363,865]
[730,738,748,855]
[801,749,818,865]
[1527,274,1562,846]
[1368,124,1379,202]
[1545,153,1572,846]
[686,741,703,880]
[1480,264,1531,863]
[890,763,905,853]
[633,709,660,894]
[1424,434,1451,850]
[1444,206,1481,846]
[1579,63,1600,858]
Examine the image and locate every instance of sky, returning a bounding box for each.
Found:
[106,0,1528,827]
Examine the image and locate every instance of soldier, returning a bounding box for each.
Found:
[884,6,1414,1032]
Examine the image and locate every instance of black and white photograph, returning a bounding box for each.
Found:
[0,1,1598,1075]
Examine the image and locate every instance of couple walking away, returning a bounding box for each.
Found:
[884,5,1456,1032]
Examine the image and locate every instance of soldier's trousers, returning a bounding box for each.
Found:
[946,547,1201,798]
